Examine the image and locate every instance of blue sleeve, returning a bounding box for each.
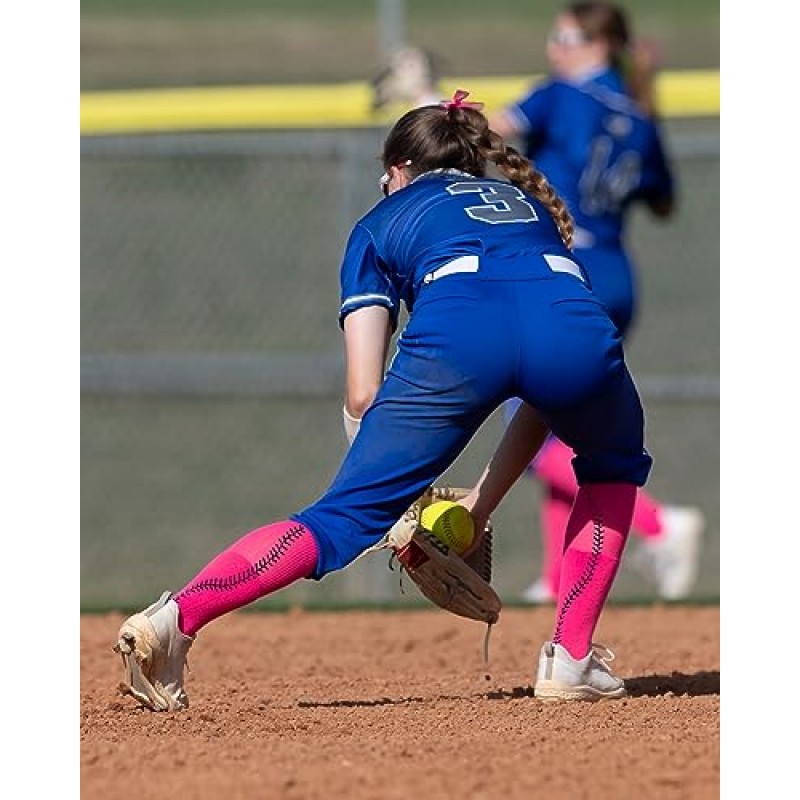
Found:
[338,222,400,330]
[506,81,553,141]
[638,125,675,202]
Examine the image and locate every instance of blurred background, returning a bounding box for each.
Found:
[81,0,719,610]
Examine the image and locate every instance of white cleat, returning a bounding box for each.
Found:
[534,641,627,702]
[519,578,557,605]
[630,505,705,600]
[113,591,194,712]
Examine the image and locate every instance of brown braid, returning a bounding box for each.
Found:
[481,130,575,251]
[382,104,575,250]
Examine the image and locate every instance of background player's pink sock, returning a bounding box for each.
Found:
[174,520,319,636]
[541,489,572,597]
[630,491,662,537]
[533,436,662,553]
[552,483,636,659]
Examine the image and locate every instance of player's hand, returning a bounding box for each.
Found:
[455,488,489,559]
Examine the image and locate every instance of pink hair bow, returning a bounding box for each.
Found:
[440,88,484,112]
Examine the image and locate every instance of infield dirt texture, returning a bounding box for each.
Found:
[81,604,719,799]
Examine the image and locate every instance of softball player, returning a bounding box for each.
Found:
[370,45,441,111]
[490,1,704,605]
[115,91,652,711]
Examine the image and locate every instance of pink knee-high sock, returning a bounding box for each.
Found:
[541,488,572,597]
[532,436,580,495]
[533,436,663,539]
[174,520,319,637]
[552,483,636,659]
[631,490,662,537]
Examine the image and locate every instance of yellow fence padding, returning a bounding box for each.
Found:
[80,70,719,135]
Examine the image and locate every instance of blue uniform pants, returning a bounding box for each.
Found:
[295,268,651,578]
[575,245,637,338]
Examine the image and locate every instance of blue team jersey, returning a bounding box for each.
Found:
[339,169,580,329]
[506,68,674,247]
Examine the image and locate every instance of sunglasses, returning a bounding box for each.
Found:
[379,160,412,197]
[547,27,588,47]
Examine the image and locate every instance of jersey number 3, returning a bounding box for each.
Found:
[446,182,539,225]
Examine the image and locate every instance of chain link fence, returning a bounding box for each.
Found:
[81,119,719,610]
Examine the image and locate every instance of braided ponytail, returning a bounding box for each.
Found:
[482,134,575,250]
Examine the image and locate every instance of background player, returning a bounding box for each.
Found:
[371,45,442,111]
[489,1,705,604]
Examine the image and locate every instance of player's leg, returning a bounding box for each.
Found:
[522,434,702,601]
[576,247,705,599]
[190,283,514,606]
[520,435,574,603]
[297,286,516,576]
[521,482,571,604]
[514,277,649,700]
[114,518,321,711]
[527,245,635,610]
[115,284,513,710]
[533,365,650,701]
[627,502,706,600]
[154,326,500,644]
[115,389,494,711]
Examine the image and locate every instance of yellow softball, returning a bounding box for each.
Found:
[420,500,475,555]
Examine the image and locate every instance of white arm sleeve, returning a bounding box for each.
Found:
[342,406,362,445]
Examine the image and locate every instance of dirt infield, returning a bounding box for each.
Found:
[81,605,719,800]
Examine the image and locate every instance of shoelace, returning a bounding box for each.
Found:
[589,642,617,671]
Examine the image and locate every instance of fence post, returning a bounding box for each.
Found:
[377,0,407,57]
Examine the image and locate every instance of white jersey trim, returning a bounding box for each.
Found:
[544,254,585,282]
[423,254,480,284]
[340,293,394,312]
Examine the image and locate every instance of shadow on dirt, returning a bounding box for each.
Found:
[295,671,719,708]
[298,695,438,708]
[624,670,720,697]
[483,671,720,701]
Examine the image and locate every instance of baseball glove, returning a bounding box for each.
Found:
[383,486,502,626]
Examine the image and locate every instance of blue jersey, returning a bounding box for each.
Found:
[338,169,582,329]
[506,68,674,248]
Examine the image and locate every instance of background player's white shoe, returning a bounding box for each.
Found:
[519,577,557,604]
[630,505,705,600]
[534,641,627,701]
[114,591,194,711]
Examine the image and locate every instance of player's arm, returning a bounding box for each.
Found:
[488,108,522,140]
[489,82,550,148]
[640,129,676,220]
[338,222,399,443]
[645,194,673,218]
[343,305,392,413]
[460,402,550,534]
[343,305,392,436]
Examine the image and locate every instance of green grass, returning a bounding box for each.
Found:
[80,0,719,90]
[80,0,718,19]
